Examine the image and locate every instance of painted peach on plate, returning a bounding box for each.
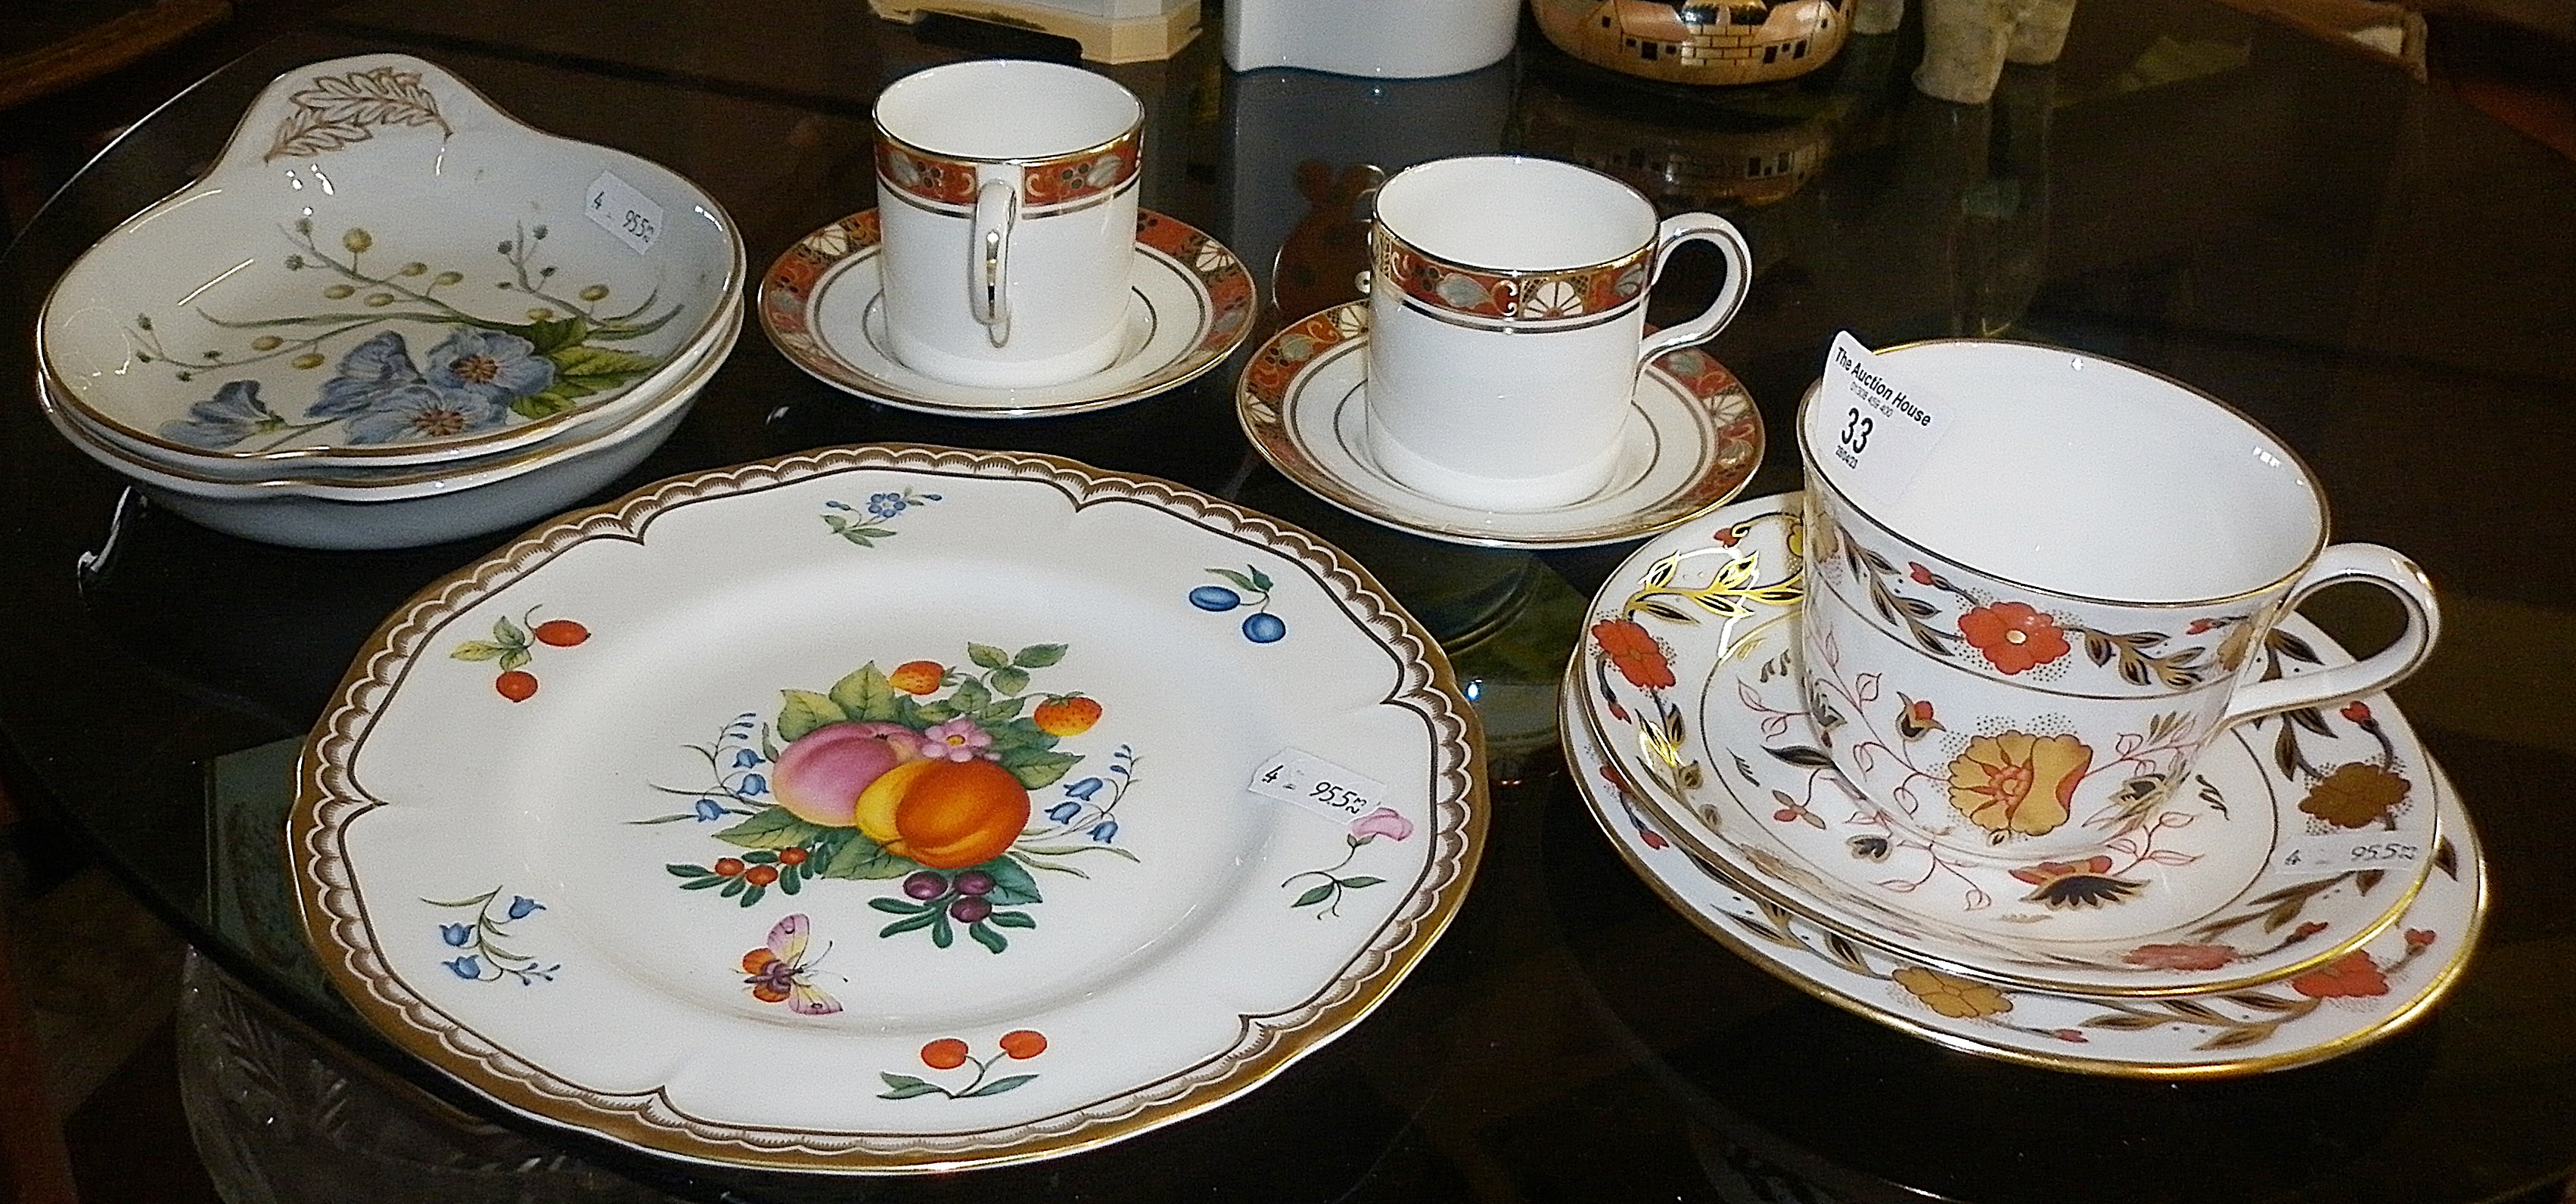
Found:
[890,759,1031,869]
[657,644,1136,952]
[772,721,923,827]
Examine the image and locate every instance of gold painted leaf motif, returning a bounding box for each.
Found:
[263,67,452,162]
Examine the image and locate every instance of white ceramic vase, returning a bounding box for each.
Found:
[1223,0,1518,78]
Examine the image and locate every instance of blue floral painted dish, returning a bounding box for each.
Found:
[37,53,742,471]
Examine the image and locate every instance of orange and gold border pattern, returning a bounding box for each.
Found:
[1375,229,1652,326]
[875,130,1141,214]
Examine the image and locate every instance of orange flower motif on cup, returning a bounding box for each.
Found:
[2122,942,2238,971]
[1956,602,2072,675]
[1946,731,2093,838]
[2298,762,2411,830]
[2290,951,2391,999]
[2009,855,2145,909]
[1891,967,2012,1019]
[1592,619,1676,690]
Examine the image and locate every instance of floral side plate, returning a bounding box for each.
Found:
[291,445,1486,1172]
[758,209,1255,418]
[1564,683,2482,1077]
[39,54,743,467]
[1574,492,2441,997]
[1236,303,1764,549]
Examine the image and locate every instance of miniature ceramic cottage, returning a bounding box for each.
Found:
[1531,0,1851,85]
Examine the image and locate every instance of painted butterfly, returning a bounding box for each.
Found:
[741,913,841,1015]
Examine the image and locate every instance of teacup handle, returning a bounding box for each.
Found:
[1635,213,1754,369]
[2214,543,2442,728]
[969,180,1018,348]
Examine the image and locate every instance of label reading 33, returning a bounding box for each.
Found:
[1817,330,1956,507]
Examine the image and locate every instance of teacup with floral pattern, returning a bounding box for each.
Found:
[1797,339,2441,861]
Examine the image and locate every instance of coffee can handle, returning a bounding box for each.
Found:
[2215,543,2442,729]
[1636,213,1754,369]
[970,179,1018,347]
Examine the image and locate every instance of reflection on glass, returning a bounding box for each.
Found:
[1223,62,1514,328]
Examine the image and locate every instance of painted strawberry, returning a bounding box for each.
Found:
[1033,694,1102,737]
[890,659,946,695]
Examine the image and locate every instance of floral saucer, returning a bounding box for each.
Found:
[1236,304,1763,550]
[291,445,1486,1171]
[1563,683,2483,1077]
[759,210,1255,418]
[1575,493,2441,997]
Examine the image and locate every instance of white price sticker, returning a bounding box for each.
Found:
[584,170,663,256]
[2270,833,2427,877]
[1813,330,1955,507]
[1248,749,1389,825]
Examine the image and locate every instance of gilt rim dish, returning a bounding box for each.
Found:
[1236,303,1763,550]
[1562,681,2483,1078]
[291,444,1487,1172]
[757,209,1255,418]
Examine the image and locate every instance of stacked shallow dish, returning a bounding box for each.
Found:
[36,54,744,550]
[1563,492,2484,1076]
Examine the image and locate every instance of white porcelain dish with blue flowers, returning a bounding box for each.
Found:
[32,299,736,550]
[291,445,1487,1171]
[38,54,742,472]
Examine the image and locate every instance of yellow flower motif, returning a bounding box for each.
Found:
[1946,731,2093,838]
[1893,967,2012,1019]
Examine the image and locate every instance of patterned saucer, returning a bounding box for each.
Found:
[1563,683,2483,1077]
[1236,304,1762,550]
[1574,492,2443,997]
[758,209,1255,418]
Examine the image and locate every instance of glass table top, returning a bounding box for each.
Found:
[2,2,2573,1199]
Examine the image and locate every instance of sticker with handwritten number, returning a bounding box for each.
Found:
[1248,749,1387,825]
[2272,832,2425,877]
[585,170,663,255]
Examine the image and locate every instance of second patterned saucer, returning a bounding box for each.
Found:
[759,209,1255,419]
[1237,304,1762,549]
[1565,681,2484,1076]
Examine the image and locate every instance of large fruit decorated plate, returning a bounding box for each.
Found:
[291,445,1486,1171]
